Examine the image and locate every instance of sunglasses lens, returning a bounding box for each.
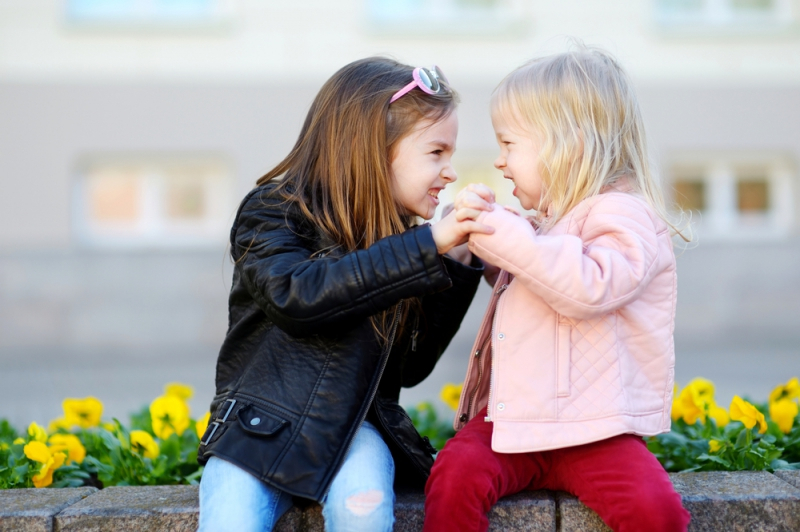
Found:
[433,66,449,85]
[419,68,439,92]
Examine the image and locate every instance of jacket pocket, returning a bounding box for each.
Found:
[237,404,289,437]
[557,322,571,397]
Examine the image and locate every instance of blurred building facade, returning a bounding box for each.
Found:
[1,0,799,423]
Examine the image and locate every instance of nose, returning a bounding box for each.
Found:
[441,162,457,183]
[494,154,505,170]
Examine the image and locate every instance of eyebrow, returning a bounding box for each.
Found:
[428,140,454,151]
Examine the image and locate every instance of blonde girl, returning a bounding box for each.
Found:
[423,48,691,532]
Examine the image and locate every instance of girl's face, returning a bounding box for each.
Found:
[492,110,543,211]
[390,111,459,220]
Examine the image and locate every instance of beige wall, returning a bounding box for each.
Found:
[2,1,800,85]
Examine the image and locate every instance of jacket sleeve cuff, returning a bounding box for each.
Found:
[441,253,484,287]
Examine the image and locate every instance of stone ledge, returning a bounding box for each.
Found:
[54,485,199,532]
[774,470,800,491]
[0,487,97,532]
[1,472,799,531]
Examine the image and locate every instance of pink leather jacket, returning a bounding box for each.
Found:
[455,186,677,452]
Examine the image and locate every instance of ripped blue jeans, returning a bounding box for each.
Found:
[198,420,395,532]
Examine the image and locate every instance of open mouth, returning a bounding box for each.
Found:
[428,188,441,204]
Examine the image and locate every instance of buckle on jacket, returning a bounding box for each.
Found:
[200,399,237,446]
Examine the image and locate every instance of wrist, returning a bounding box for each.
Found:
[429,222,452,255]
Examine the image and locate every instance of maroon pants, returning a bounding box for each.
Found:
[424,408,690,532]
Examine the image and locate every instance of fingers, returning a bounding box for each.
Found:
[464,183,496,204]
[460,221,495,235]
[454,207,485,223]
[455,184,496,212]
[430,214,495,256]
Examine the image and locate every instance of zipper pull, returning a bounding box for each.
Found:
[411,329,419,352]
[496,283,508,295]
[474,349,481,358]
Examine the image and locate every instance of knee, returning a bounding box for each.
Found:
[427,449,496,505]
[619,488,689,532]
[323,487,394,532]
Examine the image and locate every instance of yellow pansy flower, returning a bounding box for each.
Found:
[150,395,190,439]
[709,405,729,427]
[48,417,73,433]
[63,397,103,428]
[165,382,194,402]
[687,378,715,401]
[23,441,67,488]
[13,437,25,445]
[769,377,800,404]
[676,377,725,425]
[48,434,86,464]
[27,422,47,443]
[440,383,463,411]
[769,398,798,434]
[677,385,706,425]
[708,440,723,453]
[196,412,211,440]
[730,396,767,434]
[130,430,160,459]
[670,384,683,421]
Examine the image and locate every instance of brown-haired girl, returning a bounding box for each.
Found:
[197,57,494,532]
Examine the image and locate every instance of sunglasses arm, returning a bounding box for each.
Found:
[389,81,418,104]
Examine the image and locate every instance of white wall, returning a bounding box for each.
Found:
[1,0,800,85]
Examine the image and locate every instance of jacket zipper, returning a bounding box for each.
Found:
[485,283,508,422]
[333,301,404,485]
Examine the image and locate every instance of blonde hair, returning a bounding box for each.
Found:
[492,45,688,240]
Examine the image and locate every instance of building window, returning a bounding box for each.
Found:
[65,0,235,28]
[669,156,794,239]
[654,0,794,32]
[75,157,235,247]
[367,0,530,36]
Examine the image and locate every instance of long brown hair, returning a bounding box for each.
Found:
[257,57,458,339]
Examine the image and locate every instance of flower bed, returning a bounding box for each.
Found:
[2,377,799,490]
[0,383,209,489]
[409,377,800,473]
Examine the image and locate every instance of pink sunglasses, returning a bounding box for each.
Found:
[390,66,450,104]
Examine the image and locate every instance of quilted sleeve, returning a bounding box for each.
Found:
[467,195,666,320]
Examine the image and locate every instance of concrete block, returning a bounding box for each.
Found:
[671,471,800,532]
[557,472,800,532]
[556,491,611,532]
[393,489,425,532]
[272,488,557,532]
[274,506,307,532]
[773,470,800,491]
[489,491,556,532]
[0,488,96,532]
[54,485,198,531]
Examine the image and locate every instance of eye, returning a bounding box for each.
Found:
[431,149,443,156]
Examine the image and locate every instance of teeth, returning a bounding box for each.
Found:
[428,190,439,198]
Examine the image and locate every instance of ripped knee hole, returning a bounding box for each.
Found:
[344,489,384,516]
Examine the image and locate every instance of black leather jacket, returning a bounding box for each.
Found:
[198,183,481,501]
